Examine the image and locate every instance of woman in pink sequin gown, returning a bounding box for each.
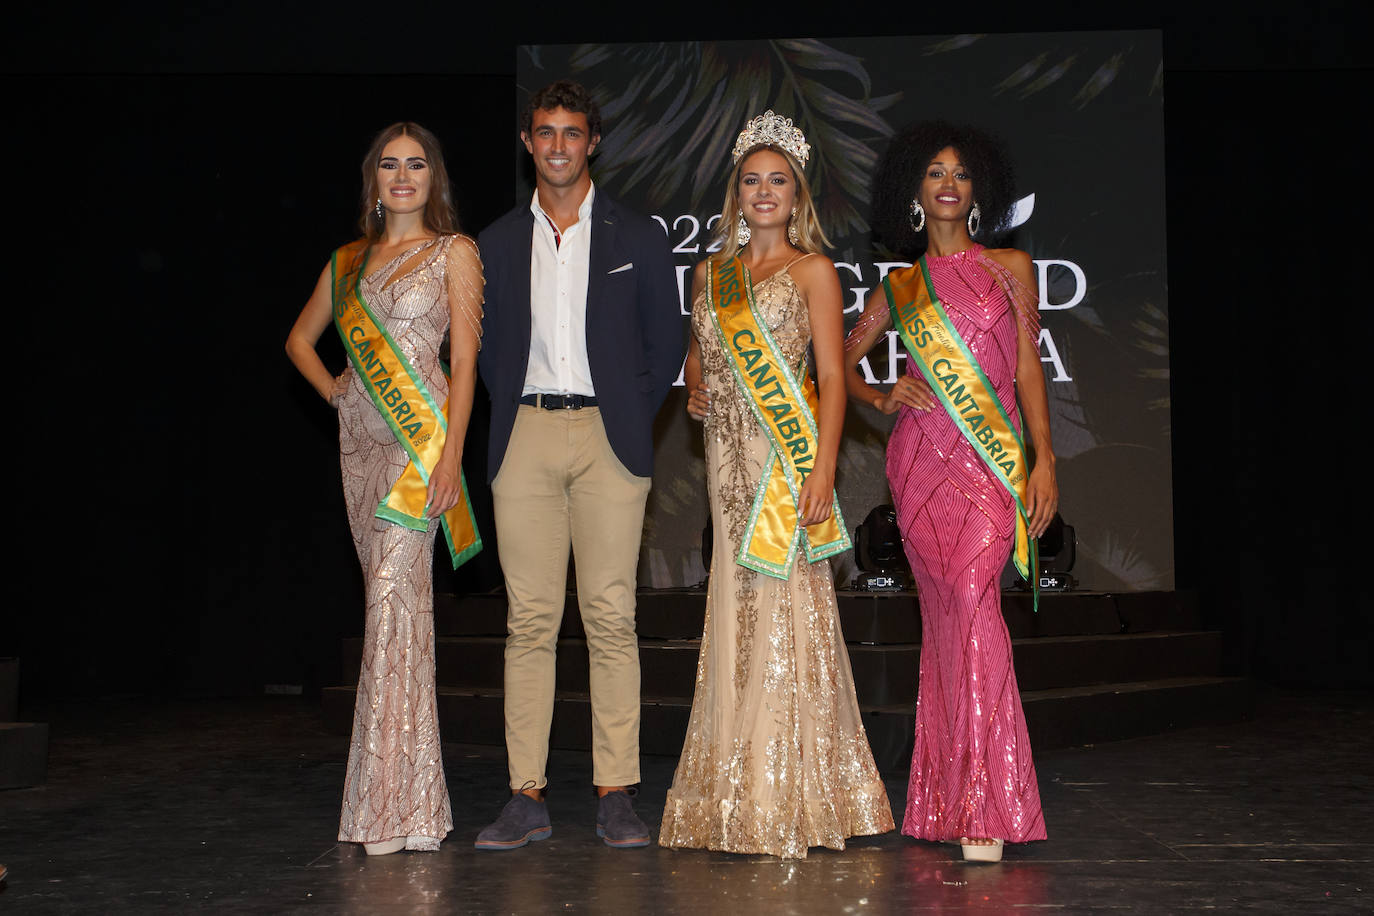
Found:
[844,123,1058,861]
[286,123,484,855]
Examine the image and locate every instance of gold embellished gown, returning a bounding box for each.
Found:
[335,234,482,851]
[659,262,894,858]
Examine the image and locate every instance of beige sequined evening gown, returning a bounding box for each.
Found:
[659,260,894,858]
[335,234,483,851]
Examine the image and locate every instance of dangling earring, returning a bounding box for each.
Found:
[967,202,981,237]
[737,210,751,246]
[908,199,926,233]
[787,206,799,246]
[375,198,385,222]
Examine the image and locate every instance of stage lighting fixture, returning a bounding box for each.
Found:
[852,504,909,591]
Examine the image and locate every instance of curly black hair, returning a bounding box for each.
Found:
[870,121,1017,258]
[521,79,603,139]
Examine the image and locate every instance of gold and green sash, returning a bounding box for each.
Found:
[331,239,481,569]
[706,257,850,579]
[883,256,1037,592]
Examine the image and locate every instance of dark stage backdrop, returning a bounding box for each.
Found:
[7,74,514,702]
[8,10,1367,706]
[518,33,1171,591]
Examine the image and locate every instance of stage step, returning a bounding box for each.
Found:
[321,675,1251,773]
[341,630,1223,708]
[432,589,1204,643]
[325,589,1243,773]
[1022,675,1254,749]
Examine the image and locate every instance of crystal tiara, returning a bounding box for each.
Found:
[731,110,811,167]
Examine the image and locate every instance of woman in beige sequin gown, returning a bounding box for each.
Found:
[286,123,484,855]
[659,118,893,858]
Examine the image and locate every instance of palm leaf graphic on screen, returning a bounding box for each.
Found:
[916,33,1174,589]
[926,34,1171,425]
[551,40,900,243]
[522,34,1172,589]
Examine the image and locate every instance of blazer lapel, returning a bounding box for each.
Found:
[587,192,618,319]
[516,210,535,356]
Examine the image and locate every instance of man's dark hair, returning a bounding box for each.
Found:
[521,79,603,139]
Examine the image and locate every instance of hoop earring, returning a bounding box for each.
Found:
[908,199,925,233]
[787,206,799,246]
[375,198,384,222]
[967,202,981,237]
[737,210,751,246]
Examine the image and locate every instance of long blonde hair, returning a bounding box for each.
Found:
[710,144,830,263]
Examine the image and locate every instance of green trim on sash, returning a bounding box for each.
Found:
[332,244,445,445]
[331,239,482,570]
[706,257,850,579]
[883,256,1038,606]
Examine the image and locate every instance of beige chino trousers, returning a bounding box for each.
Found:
[492,405,650,791]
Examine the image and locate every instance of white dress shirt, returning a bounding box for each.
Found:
[523,184,596,396]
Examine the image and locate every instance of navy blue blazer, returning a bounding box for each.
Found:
[477,191,684,482]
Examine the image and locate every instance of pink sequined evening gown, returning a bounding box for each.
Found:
[335,235,480,851]
[886,245,1046,844]
[659,260,894,858]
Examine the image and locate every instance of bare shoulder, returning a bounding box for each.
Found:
[982,246,1030,271]
[982,246,1035,286]
[789,250,837,283]
[790,251,841,297]
[446,232,482,260]
[788,252,841,314]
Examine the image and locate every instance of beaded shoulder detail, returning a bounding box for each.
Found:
[443,234,486,351]
[973,250,1041,345]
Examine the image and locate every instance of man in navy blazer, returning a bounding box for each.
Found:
[474,80,682,851]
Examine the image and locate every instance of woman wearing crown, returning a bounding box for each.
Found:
[658,112,894,858]
[843,122,1056,862]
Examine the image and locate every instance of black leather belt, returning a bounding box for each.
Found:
[520,394,598,410]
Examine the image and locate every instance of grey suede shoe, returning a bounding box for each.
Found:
[474,793,553,850]
[596,790,650,848]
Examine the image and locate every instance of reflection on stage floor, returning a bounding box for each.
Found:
[0,689,1369,913]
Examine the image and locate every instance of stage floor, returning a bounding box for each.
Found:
[1,689,1369,913]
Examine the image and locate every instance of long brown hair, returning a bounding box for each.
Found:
[710,144,830,264]
[358,122,459,242]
